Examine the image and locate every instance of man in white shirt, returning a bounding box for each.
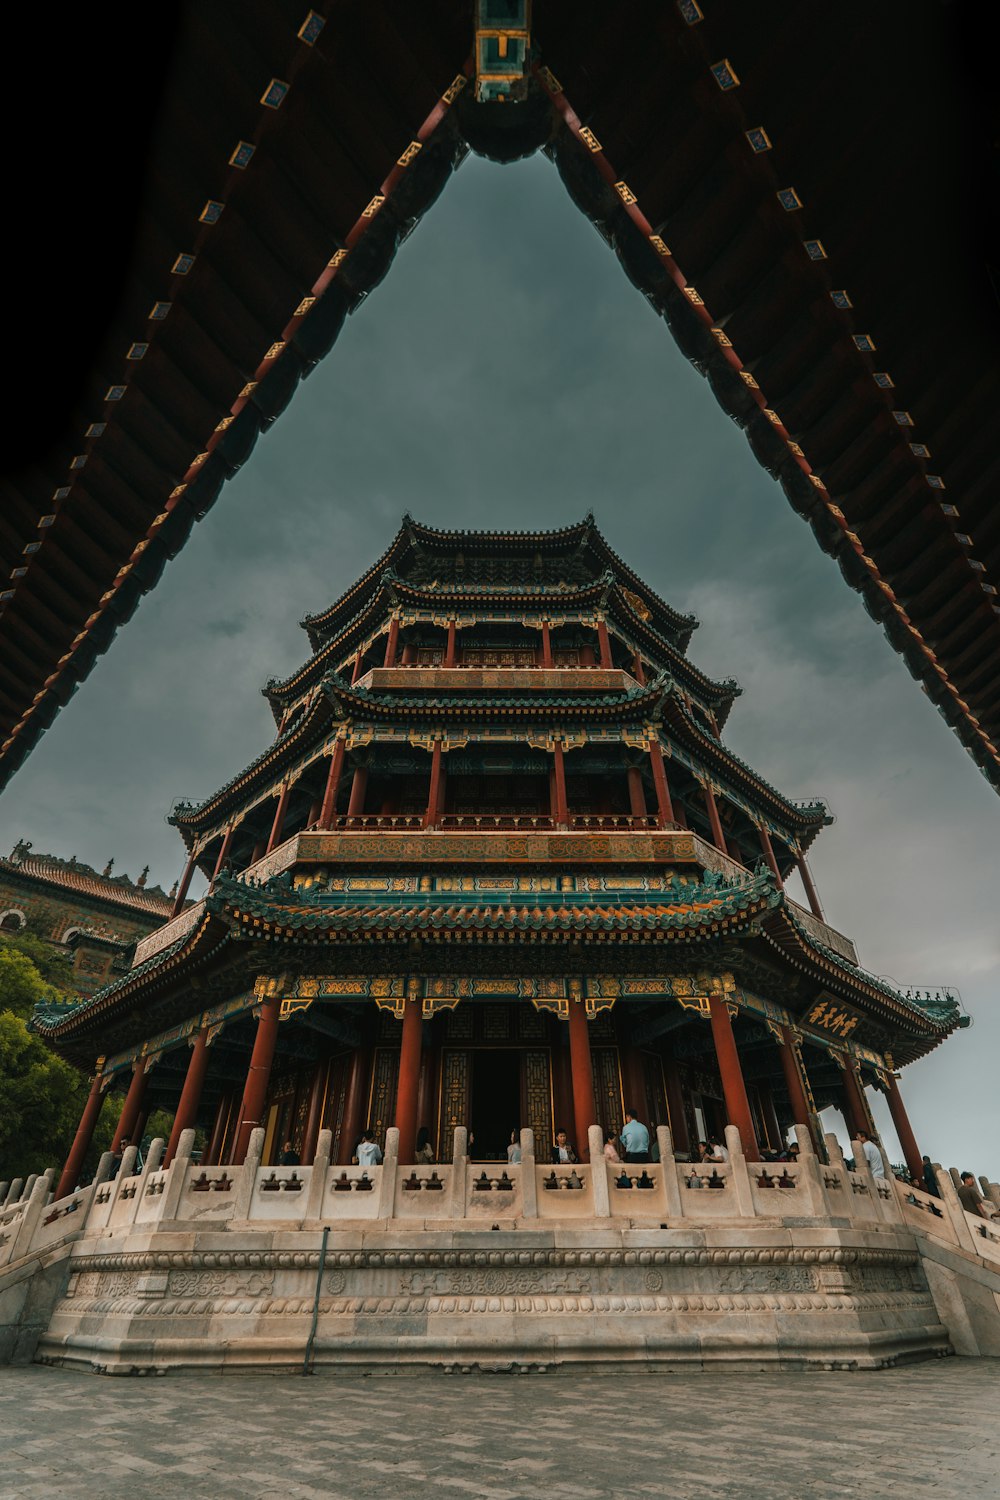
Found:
[856,1129,884,1178]
[356,1132,383,1167]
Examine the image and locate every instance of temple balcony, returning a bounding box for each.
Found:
[356,666,638,693]
[131,829,856,971]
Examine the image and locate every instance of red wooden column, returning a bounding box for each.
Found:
[266,782,291,854]
[383,615,400,667]
[444,620,458,667]
[759,1085,783,1154]
[211,827,235,880]
[203,1094,230,1166]
[662,1059,691,1154]
[797,854,824,919]
[300,1061,329,1166]
[540,621,553,668]
[840,1058,872,1138]
[596,617,613,669]
[55,1067,107,1199]
[757,823,784,888]
[347,763,368,819]
[165,1029,210,1165]
[395,989,424,1165]
[885,1072,924,1185]
[318,735,347,829]
[423,741,444,828]
[351,649,364,683]
[701,779,729,855]
[647,740,675,826]
[777,1025,821,1151]
[552,740,569,827]
[111,1060,149,1152]
[337,1047,371,1164]
[707,994,760,1159]
[170,851,197,917]
[401,642,415,665]
[627,765,646,822]
[567,987,597,1160]
[231,994,282,1164]
[631,651,646,686]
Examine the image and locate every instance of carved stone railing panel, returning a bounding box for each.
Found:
[131,900,205,967]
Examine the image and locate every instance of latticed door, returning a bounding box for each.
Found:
[521,1049,553,1157]
[437,1049,471,1161]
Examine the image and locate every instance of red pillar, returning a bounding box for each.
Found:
[540,621,553,668]
[395,994,423,1164]
[212,827,235,880]
[424,742,443,828]
[797,854,824,919]
[351,649,363,684]
[841,1059,873,1139]
[111,1061,148,1152]
[171,851,197,917]
[596,618,613,669]
[318,736,347,829]
[757,823,784,888]
[567,991,596,1160]
[662,1059,690,1154]
[401,642,415,665]
[552,741,569,827]
[648,740,675,826]
[707,994,760,1159]
[444,621,458,667]
[300,1061,328,1166]
[885,1073,924,1185]
[203,1094,229,1166]
[627,765,646,821]
[266,783,291,854]
[165,1029,210,1165]
[777,1025,819,1151]
[347,763,368,819]
[55,1069,107,1200]
[383,616,399,668]
[338,1047,371,1164]
[231,995,281,1164]
[759,1085,783,1153]
[701,780,729,855]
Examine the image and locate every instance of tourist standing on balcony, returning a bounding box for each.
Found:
[357,1132,382,1167]
[620,1109,650,1163]
[507,1131,522,1165]
[551,1129,578,1164]
[958,1172,996,1220]
[921,1156,940,1196]
[415,1127,434,1165]
[856,1129,884,1178]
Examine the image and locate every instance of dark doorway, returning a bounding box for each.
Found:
[470,1050,521,1160]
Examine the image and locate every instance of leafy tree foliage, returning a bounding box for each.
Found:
[0,937,114,1182]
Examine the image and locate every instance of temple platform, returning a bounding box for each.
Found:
[6,1124,998,1376]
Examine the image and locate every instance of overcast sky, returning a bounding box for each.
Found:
[2,153,995,1172]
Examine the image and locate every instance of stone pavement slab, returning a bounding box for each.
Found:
[1,1361,998,1499]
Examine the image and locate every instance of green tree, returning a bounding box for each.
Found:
[0,928,74,991]
[0,937,114,1182]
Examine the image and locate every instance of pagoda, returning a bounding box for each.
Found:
[38,517,960,1196]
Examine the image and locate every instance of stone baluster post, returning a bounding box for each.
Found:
[376,1127,399,1219]
[4,1179,23,1207]
[448,1127,469,1219]
[305,1130,333,1220]
[10,1171,56,1261]
[233,1127,266,1220]
[656,1125,683,1219]
[724,1125,757,1217]
[519,1128,537,1218]
[161,1129,196,1220]
[588,1125,611,1217]
[790,1124,828,1217]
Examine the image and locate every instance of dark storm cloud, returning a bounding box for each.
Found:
[1,154,994,1169]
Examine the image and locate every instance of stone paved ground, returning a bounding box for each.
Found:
[1,1361,997,1500]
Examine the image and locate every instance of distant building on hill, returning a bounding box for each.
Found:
[0,840,177,994]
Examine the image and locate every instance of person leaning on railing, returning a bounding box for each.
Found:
[958,1172,998,1220]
